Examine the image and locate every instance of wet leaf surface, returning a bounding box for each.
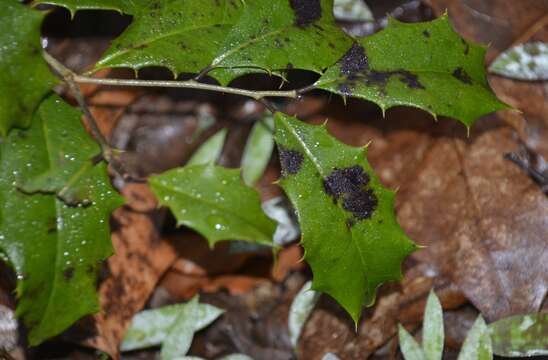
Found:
[150,163,276,247]
[274,112,417,323]
[0,0,57,136]
[316,16,508,127]
[0,95,123,345]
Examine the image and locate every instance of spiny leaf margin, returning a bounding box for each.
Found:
[315,15,509,127]
[274,112,417,323]
[0,94,124,345]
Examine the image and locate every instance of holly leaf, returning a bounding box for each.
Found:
[35,0,136,16]
[39,0,353,85]
[315,15,509,127]
[206,0,353,85]
[274,113,416,322]
[149,163,276,247]
[0,95,124,345]
[0,0,58,136]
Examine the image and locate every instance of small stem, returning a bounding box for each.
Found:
[71,75,299,100]
[43,52,111,155]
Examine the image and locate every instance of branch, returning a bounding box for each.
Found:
[70,75,299,100]
[42,52,111,156]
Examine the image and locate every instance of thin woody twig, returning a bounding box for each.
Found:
[42,51,111,156]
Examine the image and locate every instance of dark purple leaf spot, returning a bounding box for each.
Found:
[63,267,75,281]
[340,43,369,79]
[452,67,472,84]
[279,147,304,175]
[323,166,378,220]
[366,70,425,90]
[290,0,321,28]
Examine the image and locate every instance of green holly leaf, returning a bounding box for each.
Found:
[206,0,353,84]
[0,95,124,345]
[315,15,509,127]
[38,0,353,85]
[0,0,58,136]
[34,0,135,16]
[149,163,276,247]
[274,113,416,322]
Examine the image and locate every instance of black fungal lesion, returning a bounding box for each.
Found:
[290,0,322,28]
[337,44,425,95]
[279,147,304,176]
[323,165,378,220]
[63,267,75,281]
[340,43,369,78]
[452,67,473,84]
[422,30,430,38]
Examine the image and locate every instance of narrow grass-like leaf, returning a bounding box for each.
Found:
[288,281,320,347]
[149,163,276,247]
[0,0,58,136]
[161,297,200,359]
[275,113,416,322]
[121,299,224,352]
[241,115,275,186]
[187,129,227,166]
[457,315,492,360]
[315,15,509,127]
[398,325,426,360]
[489,313,548,357]
[489,42,548,81]
[0,95,123,345]
[423,290,444,360]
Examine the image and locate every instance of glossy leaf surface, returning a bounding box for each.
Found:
[38,0,353,85]
[0,0,57,136]
[274,113,416,322]
[0,95,123,345]
[315,16,508,127]
[149,163,276,247]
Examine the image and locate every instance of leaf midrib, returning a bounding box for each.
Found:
[99,21,236,66]
[280,119,369,277]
